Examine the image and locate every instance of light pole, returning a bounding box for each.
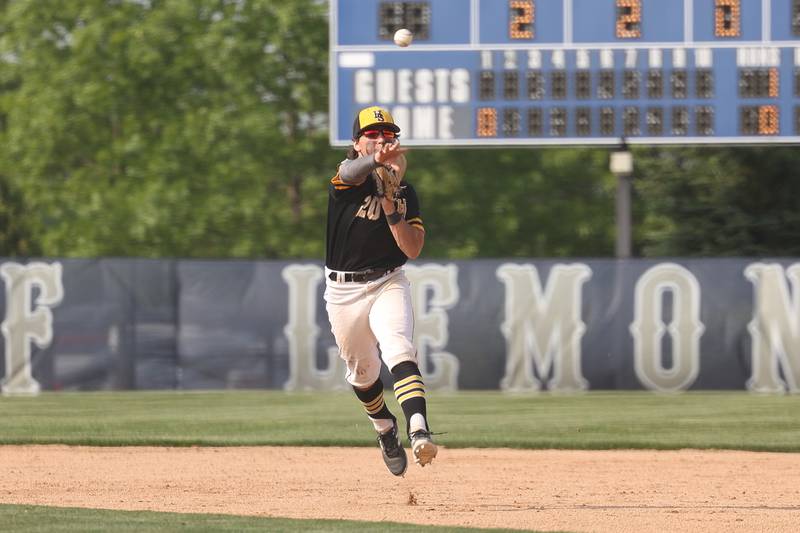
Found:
[609,141,633,259]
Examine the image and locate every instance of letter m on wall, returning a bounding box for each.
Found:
[496,264,591,392]
[1,262,64,395]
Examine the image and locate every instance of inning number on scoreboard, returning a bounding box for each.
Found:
[616,0,642,39]
[509,0,534,39]
[715,0,741,37]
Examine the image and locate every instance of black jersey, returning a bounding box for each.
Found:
[326,169,424,272]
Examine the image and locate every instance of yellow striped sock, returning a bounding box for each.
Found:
[362,391,385,416]
[394,374,425,406]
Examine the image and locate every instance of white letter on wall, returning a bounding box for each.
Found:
[630,263,705,391]
[744,263,800,393]
[404,264,460,391]
[282,265,345,391]
[496,264,591,392]
[1,262,64,395]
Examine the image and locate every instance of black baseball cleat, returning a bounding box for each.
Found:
[410,429,438,467]
[377,422,408,476]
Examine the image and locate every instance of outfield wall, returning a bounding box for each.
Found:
[0,258,798,394]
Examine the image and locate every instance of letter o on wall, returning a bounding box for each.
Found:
[630,263,705,391]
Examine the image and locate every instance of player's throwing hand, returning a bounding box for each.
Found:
[373,140,407,166]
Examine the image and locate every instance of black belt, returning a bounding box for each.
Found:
[328,267,397,283]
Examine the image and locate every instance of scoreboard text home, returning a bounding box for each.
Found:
[331,0,800,145]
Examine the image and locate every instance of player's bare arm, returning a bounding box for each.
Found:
[381,196,424,259]
[377,147,420,258]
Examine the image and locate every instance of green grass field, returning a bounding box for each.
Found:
[0,505,537,533]
[2,390,798,532]
[1,390,799,451]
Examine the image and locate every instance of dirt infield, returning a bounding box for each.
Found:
[1,446,799,532]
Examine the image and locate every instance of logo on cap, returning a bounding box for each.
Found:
[373,110,385,122]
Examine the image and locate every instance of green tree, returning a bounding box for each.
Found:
[634,146,800,256]
[0,174,40,257]
[0,0,336,258]
[3,2,797,261]
[0,4,37,256]
[408,147,616,258]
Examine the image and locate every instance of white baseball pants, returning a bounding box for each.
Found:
[324,268,416,388]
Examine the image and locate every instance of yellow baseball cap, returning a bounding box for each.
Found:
[352,106,401,139]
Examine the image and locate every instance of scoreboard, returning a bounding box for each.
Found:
[330,0,800,146]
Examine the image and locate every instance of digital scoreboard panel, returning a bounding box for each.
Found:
[330,0,800,146]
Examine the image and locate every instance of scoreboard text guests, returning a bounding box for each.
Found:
[331,0,800,146]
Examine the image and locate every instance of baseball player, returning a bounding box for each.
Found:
[324,106,436,476]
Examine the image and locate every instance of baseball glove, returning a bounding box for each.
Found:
[375,166,401,199]
[374,154,406,199]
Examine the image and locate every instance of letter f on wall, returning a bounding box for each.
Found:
[1,262,64,395]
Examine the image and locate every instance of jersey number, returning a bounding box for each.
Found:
[356,196,382,221]
[356,196,408,221]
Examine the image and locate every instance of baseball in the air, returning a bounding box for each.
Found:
[393,28,413,47]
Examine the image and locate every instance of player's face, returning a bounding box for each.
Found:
[354,128,399,156]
